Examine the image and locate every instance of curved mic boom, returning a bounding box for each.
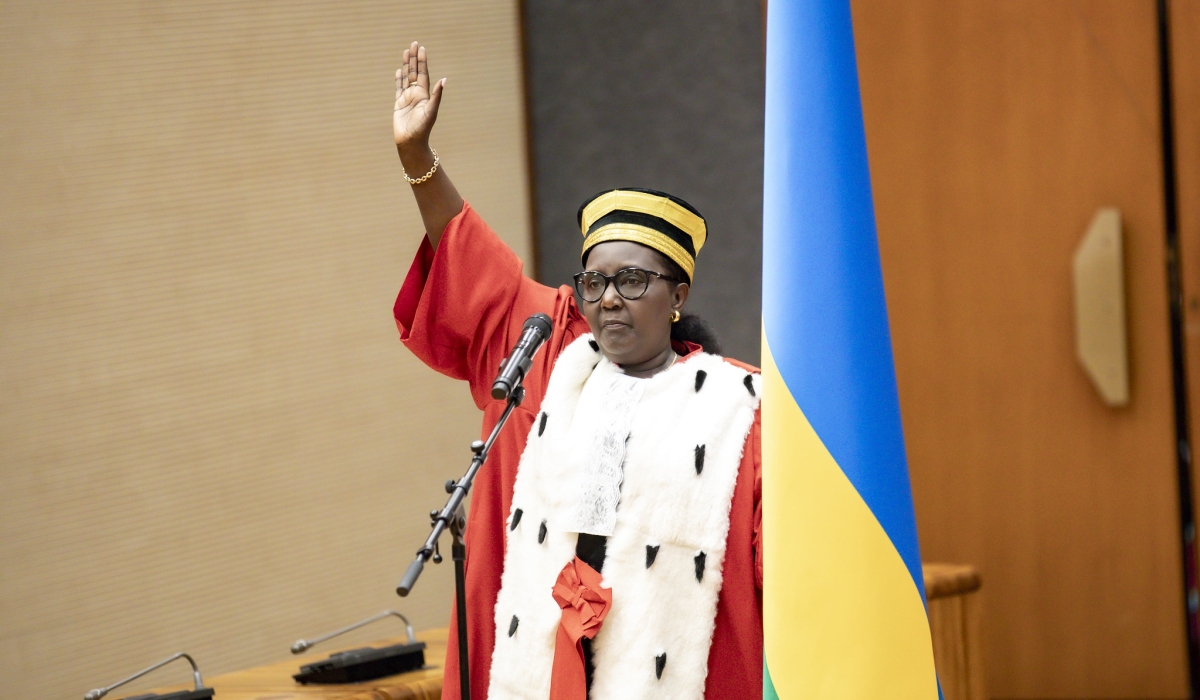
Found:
[291,610,416,654]
[85,652,206,700]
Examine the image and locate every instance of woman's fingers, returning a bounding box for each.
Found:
[400,47,411,89]
[426,77,446,118]
[416,45,429,92]
[407,41,419,88]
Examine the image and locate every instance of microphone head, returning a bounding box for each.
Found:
[291,640,311,654]
[523,313,553,337]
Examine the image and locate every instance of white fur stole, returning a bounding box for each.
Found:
[487,334,760,700]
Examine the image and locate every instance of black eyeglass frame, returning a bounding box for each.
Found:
[572,267,682,302]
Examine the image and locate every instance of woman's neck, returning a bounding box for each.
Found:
[618,345,677,378]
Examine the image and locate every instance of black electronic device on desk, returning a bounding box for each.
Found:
[290,610,426,684]
[85,652,214,700]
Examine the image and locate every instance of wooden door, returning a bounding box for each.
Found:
[851,1,1190,696]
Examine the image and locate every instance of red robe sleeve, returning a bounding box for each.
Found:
[754,415,764,589]
[715,358,765,591]
[702,394,764,699]
[394,201,590,700]
[395,201,585,408]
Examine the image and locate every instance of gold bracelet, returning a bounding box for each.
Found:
[403,147,439,185]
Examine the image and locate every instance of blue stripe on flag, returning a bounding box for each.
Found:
[762,0,925,597]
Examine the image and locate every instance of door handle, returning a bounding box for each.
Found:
[1072,207,1128,406]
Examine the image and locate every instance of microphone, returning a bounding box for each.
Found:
[85,652,212,700]
[291,610,416,654]
[289,610,426,684]
[491,313,553,400]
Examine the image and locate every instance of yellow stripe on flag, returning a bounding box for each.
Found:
[763,335,937,698]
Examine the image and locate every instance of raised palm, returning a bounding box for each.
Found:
[394,42,445,149]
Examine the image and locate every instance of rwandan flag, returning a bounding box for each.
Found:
[761,2,939,698]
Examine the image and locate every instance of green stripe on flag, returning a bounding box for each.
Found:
[765,658,781,700]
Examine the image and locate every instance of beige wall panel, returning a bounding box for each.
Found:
[852,1,1187,697]
[0,2,530,699]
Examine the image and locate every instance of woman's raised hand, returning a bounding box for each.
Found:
[392,41,462,247]
[394,42,445,152]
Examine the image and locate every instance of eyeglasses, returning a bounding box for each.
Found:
[573,267,680,303]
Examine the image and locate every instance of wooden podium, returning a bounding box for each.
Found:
[924,563,986,700]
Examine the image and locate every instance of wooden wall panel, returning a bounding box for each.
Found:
[1177,3,1200,552]
[0,3,530,699]
[852,1,1188,697]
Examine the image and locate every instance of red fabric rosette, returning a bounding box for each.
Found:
[549,556,613,700]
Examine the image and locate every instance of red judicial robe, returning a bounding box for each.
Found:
[394,202,763,699]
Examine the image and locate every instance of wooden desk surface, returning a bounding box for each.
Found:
[135,568,976,700]
[144,628,446,700]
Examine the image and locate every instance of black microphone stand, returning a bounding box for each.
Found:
[396,384,527,700]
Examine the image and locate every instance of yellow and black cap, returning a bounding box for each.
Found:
[578,188,707,281]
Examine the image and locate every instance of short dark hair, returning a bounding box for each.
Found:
[650,249,723,355]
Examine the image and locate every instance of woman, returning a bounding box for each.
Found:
[392,42,762,700]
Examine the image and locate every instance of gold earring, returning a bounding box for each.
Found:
[670,310,681,323]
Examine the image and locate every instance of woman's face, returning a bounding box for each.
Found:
[579,241,689,368]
